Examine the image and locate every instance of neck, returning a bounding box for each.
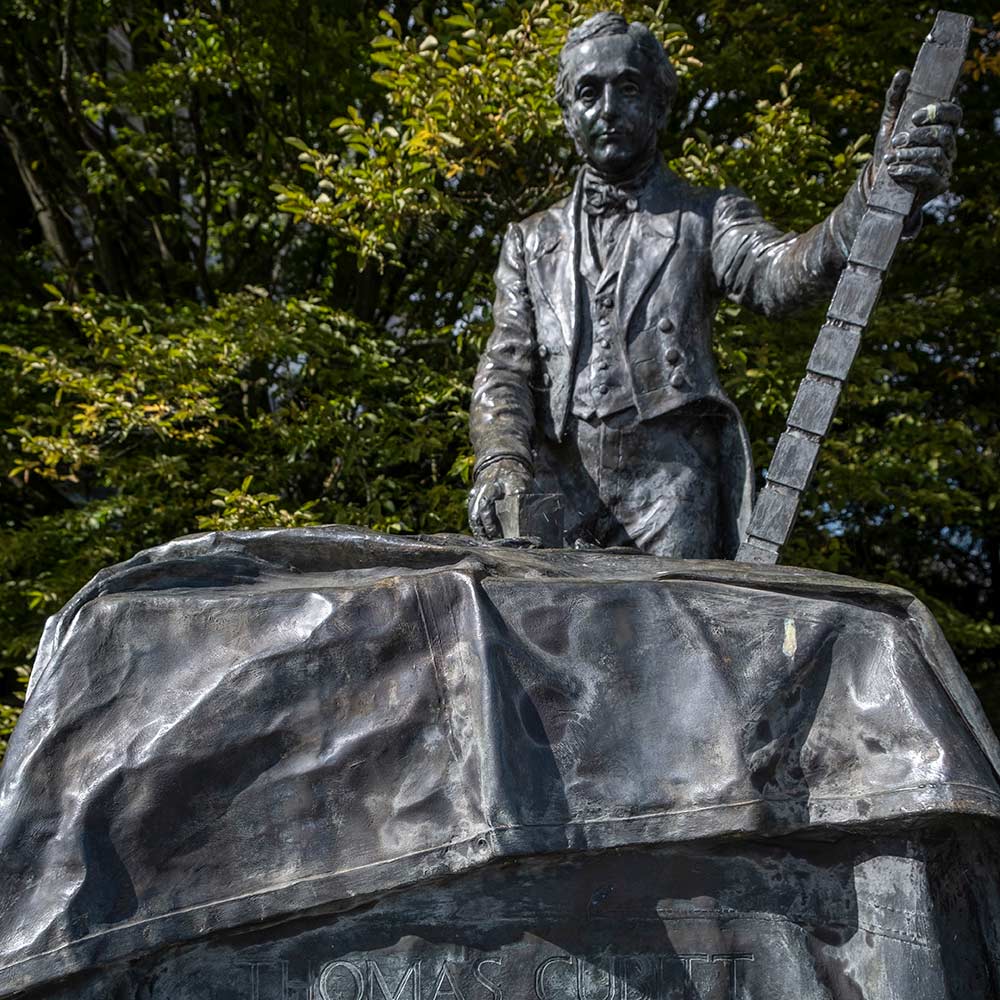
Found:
[586,150,658,186]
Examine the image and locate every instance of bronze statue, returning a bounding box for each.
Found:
[468,12,960,558]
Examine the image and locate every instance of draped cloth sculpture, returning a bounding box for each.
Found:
[1,527,998,998]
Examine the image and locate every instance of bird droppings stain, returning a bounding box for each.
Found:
[783,618,797,657]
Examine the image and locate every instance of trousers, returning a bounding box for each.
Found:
[532,406,730,559]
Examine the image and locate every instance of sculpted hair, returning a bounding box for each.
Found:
[555,12,678,115]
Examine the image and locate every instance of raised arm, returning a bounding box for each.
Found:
[712,71,960,317]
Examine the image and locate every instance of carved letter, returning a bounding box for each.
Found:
[659,954,709,998]
[370,961,421,1000]
[535,955,572,1000]
[319,962,366,1000]
[676,955,709,981]
[475,958,503,1000]
[710,954,755,995]
[235,960,288,1000]
[431,963,467,1000]
[616,956,653,1000]
[576,957,616,1000]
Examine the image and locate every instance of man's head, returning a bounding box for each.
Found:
[556,13,677,180]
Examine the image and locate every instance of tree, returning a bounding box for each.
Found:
[1,0,998,754]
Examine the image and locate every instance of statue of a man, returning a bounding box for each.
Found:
[467,12,959,558]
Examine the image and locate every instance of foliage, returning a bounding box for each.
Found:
[1,0,999,754]
[273,1,697,268]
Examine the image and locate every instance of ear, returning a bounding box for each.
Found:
[656,97,673,132]
[562,109,586,158]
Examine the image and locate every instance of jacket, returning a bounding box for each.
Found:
[470,163,867,478]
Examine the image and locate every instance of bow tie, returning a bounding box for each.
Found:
[583,177,641,217]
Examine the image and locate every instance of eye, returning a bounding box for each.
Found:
[621,81,641,98]
[577,85,597,105]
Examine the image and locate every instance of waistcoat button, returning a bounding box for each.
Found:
[658,318,674,332]
[666,347,681,364]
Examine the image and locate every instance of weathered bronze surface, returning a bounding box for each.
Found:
[26,831,1000,999]
[468,12,962,558]
[1,526,998,997]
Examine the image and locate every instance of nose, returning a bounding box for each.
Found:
[596,83,622,122]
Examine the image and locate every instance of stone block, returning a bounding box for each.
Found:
[910,36,966,98]
[766,431,822,493]
[829,264,884,329]
[788,376,842,437]
[495,493,564,547]
[744,482,799,547]
[848,210,905,272]
[808,325,862,381]
[867,172,917,217]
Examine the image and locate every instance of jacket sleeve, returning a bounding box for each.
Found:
[711,168,872,317]
[469,222,537,475]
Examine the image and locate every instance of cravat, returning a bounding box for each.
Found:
[582,177,641,217]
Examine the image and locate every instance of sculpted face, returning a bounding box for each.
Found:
[561,33,664,179]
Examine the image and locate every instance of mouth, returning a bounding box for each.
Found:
[595,129,625,145]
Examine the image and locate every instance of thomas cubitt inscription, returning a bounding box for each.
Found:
[238,951,756,1000]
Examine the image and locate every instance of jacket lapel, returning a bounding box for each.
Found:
[616,170,681,335]
[527,173,582,353]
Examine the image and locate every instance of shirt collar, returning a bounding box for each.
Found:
[581,156,661,216]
